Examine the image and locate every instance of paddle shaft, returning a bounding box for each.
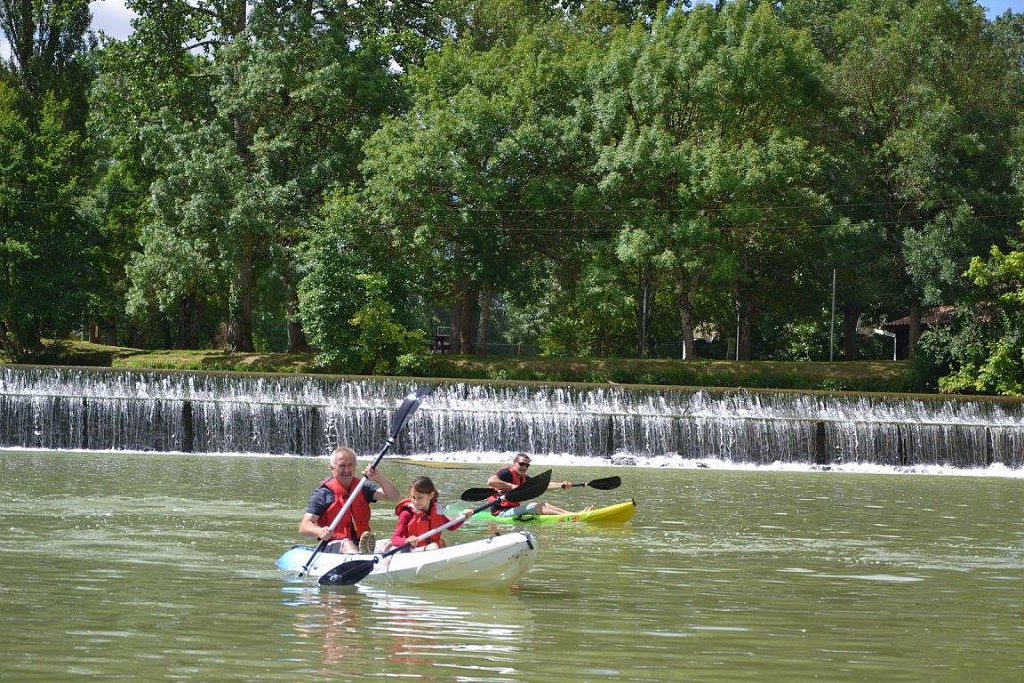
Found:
[301,386,429,576]
[460,474,619,502]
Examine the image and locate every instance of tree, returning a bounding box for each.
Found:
[0,0,91,101]
[297,190,428,374]
[927,238,1024,396]
[93,0,407,351]
[797,0,1024,360]
[590,2,830,360]
[0,84,101,358]
[0,0,99,359]
[359,6,599,354]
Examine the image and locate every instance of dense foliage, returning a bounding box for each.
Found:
[2,0,1023,394]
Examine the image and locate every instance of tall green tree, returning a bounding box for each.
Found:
[0,0,99,359]
[791,0,1023,359]
[93,0,408,351]
[0,0,90,101]
[297,190,429,373]
[358,5,599,354]
[590,2,830,359]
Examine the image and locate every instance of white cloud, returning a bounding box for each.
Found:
[90,0,138,40]
[1,1,135,57]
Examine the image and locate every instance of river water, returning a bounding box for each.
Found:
[1,449,1021,682]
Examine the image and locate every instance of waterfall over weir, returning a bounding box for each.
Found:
[2,365,1023,469]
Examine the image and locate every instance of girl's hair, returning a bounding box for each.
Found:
[410,475,438,496]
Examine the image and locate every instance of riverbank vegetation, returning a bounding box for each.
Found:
[2,1,1023,395]
[5,340,916,394]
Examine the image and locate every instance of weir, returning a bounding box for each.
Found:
[1,365,1022,469]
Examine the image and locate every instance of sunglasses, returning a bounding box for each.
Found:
[515,462,530,468]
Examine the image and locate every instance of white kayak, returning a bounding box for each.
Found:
[276,530,538,591]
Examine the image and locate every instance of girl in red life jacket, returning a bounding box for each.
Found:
[389,476,475,551]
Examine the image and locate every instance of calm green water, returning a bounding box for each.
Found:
[1,450,1020,682]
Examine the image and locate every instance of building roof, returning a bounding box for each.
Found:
[882,305,955,329]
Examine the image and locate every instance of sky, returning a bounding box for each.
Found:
[984,0,1022,17]
[74,0,1024,43]
[1,1,1021,60]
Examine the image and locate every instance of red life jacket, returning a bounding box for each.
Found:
[394,498,448,548]
[320,477,372,542]
[488,467,526,510]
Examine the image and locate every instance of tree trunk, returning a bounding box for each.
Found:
[285,287,311,352]
[223,3,254,353]
[636,271,652,358]
[286,305,311,353]
[178,291,199,349]
[842,302,860,361]
[676,282,696,360]
[475,284,493,355]
[737,301,753,361]
[227,241,255,352]
[451,277,478,354]
[907,301,922,360]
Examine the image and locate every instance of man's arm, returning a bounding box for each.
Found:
[487,468,514,491]
[298,489,332,540]
[366,466,401,502]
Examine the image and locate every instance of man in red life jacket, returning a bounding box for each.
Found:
[487,453,581,517]
[299,445,401,553]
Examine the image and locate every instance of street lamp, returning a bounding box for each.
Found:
[873,328,897,361]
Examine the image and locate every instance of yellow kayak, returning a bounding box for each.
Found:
[466,499,637,525]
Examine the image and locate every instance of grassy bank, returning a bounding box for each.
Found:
[2,340,919,393]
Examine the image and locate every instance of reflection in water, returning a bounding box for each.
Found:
[283,582,368,673]
[283,581,533,678]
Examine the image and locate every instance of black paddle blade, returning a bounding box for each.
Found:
[462,474,620,500]
[317,558,377,586]
[460,469,554,508]
[460,487,493,502]
[504,468,552,503]
[389,385,432,440]
[584,476,621,490]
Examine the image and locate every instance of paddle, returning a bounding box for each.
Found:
[459,475,621,502]
[317,469,553,586]
[299,384,432,577]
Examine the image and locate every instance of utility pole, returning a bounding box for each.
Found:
[829,267,837,361]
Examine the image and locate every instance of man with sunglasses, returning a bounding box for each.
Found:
[485,453,579,517]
